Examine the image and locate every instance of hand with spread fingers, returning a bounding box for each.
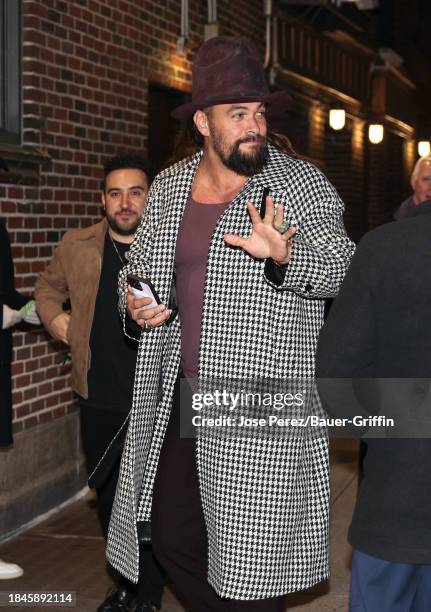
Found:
[126,286,172,329]
[224,195,297,265]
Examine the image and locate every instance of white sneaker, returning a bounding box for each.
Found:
[0,559,24,580]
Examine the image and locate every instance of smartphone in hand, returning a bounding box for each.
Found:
[127,275,161,311]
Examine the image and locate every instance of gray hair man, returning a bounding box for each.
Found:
[393,155,431,220]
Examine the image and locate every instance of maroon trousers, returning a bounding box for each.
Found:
[151,375,286,612]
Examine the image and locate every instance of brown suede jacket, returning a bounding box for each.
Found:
[35,219,108,398]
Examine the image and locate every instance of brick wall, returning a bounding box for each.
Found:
[403,138,416,194]
[323,117,367,243]
[308,102,326,165]
[1,0,266,437]
[350,119,368,242]
[365,127,413,228]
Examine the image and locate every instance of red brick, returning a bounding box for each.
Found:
[23,416,38,430]
[14,374,30,389]
[11,362,24,376]
[38,381,53,396]
[38,411,54,424]
[25,359,40,373]
[53,406,66,419]
[25,2,48,18]
[25,29,47,46]
[12,391,23,405]
[16,347,31,360]
[6,217,23,229]
[16,405,30,419]
[1,201,17,213]
[46,394,59,408]
[31,370,46,384]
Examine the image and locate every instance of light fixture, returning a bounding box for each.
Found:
[368,124,384,144]
[418,141,431,158]
[329,109,346,131]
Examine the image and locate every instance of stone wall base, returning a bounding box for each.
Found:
[0,413,87,538]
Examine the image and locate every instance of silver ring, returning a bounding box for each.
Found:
[274,221,290,234]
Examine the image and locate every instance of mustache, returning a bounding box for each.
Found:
[237,135,266,144]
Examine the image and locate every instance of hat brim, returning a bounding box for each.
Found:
[171,90,292,121]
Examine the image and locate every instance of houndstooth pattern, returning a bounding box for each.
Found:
[106,146,355,598]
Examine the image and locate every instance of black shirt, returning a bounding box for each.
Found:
[82,232,137,412]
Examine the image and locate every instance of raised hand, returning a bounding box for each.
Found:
[224,195,296,265]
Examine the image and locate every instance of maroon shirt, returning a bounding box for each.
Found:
[175,194,230,379]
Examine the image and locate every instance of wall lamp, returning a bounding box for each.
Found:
[329,109,346,131]
[368,124,384,144]
[418,141,431,157]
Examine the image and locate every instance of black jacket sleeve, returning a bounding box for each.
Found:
[316,235,376,379]
[1,218,28,327]
[315,236,378,430]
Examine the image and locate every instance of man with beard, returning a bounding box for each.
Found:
[107,38,354,611]
[35,155,164,612]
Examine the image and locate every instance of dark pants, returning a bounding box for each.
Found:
[151,376,286,612]
[80,405,164,607]
[350,550,431,612]
[0,360,13,447]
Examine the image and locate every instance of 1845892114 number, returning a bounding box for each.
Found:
[0,591,76,607]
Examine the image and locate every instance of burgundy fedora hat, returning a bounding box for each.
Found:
[172,36,292,121]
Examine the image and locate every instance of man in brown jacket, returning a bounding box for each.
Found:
[35,155,164,612]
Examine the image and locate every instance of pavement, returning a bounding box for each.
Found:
[0,439,358,612]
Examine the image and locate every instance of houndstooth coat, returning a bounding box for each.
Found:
[106,145,355,599]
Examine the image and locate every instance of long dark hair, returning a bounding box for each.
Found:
[164,117,304,169]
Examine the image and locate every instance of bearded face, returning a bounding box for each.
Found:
[102,168,148,236]
[204,102,269,176]
[210,128,269,176]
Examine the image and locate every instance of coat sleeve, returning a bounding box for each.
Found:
[0,219,28,324]
[117,184,159,341]
[264,169,355,299]
[315,235,377,424]
[34,239,70,332]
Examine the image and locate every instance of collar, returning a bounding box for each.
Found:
[406,198,431,218]
[154,145,296,193]
[248,145,297,192]
[73,218,108,255]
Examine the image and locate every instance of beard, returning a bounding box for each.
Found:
[210,129,269,176]
[105,210,142,236]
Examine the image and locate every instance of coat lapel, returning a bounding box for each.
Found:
[147,153,201,303]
